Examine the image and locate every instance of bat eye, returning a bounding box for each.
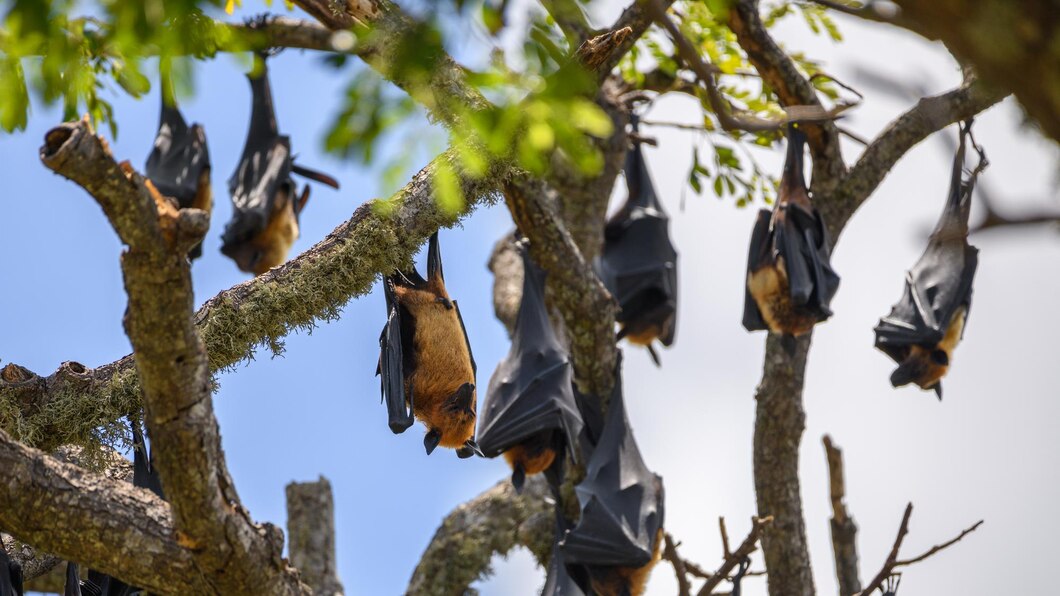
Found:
[930,349,949,365]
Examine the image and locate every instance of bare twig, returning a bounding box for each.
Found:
[856,504,983,596]
[696,516,773,596]
[719,517,733,558]
[823,435,861,596]
[663,534,694,596]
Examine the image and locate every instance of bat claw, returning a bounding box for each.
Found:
[424,429,442,455]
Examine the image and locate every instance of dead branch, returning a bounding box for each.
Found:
[696,516,773,596]
[663,533,694,596]
[856,504,983,595]
[286,478,343,596]
[823,435,861,596]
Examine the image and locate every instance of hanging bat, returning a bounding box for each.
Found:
[874,121,983,399]
[560,364,665,596]
[543,535,587,596]
[377,231,481,457]
[143,74,211,260]
[221,57,339,276]
[598,114,678,366]
[0,548,22,596]
[477,241,584,491]
[744,124,840,348]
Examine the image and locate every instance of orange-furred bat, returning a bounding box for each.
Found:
[477,241,583,491]
[875,120,984,399]
[743,124,840,347]
[221,56,338,276]
[377,232,481,457]
[144,75,211,260]
[598,114,678,367]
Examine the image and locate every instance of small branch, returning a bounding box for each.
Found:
[541,0,594,45]
[286,477,343,596]
[407,476,555,595]
[823,435,861,596]
[856,504,983,596]
[696,516,773,596]
[663,534,694,596]
[719,517,733,558]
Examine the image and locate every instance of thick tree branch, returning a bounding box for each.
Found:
[39,118,306,595]
[286,478,343,596]
[823,435,861,596]
[406,476,555,596]
[0,429,207,594]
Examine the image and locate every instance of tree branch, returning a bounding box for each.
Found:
[831,71,1006,236]
[39,118,306,595]
[856,504,983,596]
[696,516,773,596]
[823,435,861,596]
[0,429,207,594]
[286,478,343,596]
[406,476,555,596]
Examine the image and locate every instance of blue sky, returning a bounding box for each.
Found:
[3,2,1060,596]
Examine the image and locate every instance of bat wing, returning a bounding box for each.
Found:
[131,418,164,498]
[600,135,679,345]
[478,247,582,459]
[542,547,587,596]
[144,101,210,209]
[65,562,81,596]
[742,209,773,331]
[561,373,664,568]
[453,299,476,377]
[378,279,415,434]
[0,548,22,596]
[777,206,840,315]
[875,122,980,358]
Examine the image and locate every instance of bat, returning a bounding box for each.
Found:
[78,419,163,596]
[0,547,22,596]
[476,241,584,491]
[731,557,751,596]
[598,114,678,366]
[560,363,665,596]
[143,73,211,260]
[874,121,983,399]
[744,124,840,349]
[543,536,587,596]
[65,562,81,596]
[376,231,480,457]
[221,56,339,276]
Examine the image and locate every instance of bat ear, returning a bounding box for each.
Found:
[427,231,443,282]
[424,429,442,455]
[511,463,526,493]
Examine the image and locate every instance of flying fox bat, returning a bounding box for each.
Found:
[598,115,678,366]
[144,75,211,260]
[221,57,339,276]
[477,241,583,491]
[874,121,984,399]
[560,364,665,596]
[0,548,22,596]
[543,534,587,596]
[377,231,481,457]
[744,124,840,347]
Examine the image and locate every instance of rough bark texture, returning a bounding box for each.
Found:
[752,333,815,596]
[889,0,1059,144]
[38,119,308,595]
[407,476,555,596]
[286,478,344,596]
[0,430,208,594]
[488,233,524,337]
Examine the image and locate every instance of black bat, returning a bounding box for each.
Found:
[560,362,665,596]
[0,547,22,596]
[377,231,480,457]
[476,241,583,491]
[744,124,840,349]
[598,114,678,366]
[542,536,587,596]
[79,418,163,596]
[221,56,339,276]
[64,562,81,596]
[874,121,983,400]
[143,74,211,260]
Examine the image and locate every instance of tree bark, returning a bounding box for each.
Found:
[286,478,344,596]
